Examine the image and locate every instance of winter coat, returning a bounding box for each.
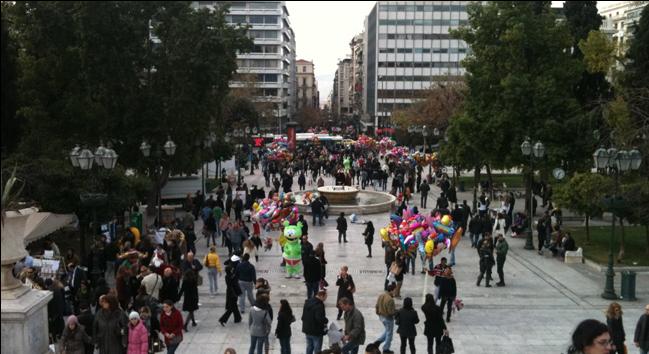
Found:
[607,317,625,345]
[336,274,355,302]
[336,216,347,232]
[225,268,241,311]
[303,255,322,283]
[127,321,149,354]
[635,313,649,351]
[159,276,179,303]
[301,297,328,336]
[159,308,183,346]
[396,308,420,338]
[60,324,91,354]
[178,277,199,312]
[343,307,366,345]
[275,311,295,338]
[363,224,375,246]
[93,309,128,354]
[249,306,272,337]
[421,303,446,337]
[438,277,457,299]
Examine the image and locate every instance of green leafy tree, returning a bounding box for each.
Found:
[1,5,19,155]
[4,2,252,217]
[553,173,613,243]
[621,180,649,254]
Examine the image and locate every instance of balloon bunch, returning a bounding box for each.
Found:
[252,193,299,230]
[412,152,438,166]
[380,208,462,259]
[355,134,376,150]
[378,137,396,154]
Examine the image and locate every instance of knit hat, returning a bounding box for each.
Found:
[230,255,240,262]
[66,315,78,326]
[129,311,140,320]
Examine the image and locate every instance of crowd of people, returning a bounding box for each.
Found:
[13,138,648,354]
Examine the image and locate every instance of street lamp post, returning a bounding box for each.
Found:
[140,136,176,227]
[521,138,545,250]
[593,147,642,299]
[69,142,118,258]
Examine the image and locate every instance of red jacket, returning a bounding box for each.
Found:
[160,308,183,346]
[127,320,149,354]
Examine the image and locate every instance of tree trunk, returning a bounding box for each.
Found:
[473,165,481,211]
[617,217,626,263]
[585,214,591,244]
[486,164,494,200]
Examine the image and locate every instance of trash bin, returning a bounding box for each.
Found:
[620,271,637,301]
[459,181,466,192]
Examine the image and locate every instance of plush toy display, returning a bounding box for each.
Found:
[282,221,303,279]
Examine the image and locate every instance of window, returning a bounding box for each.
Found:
[249,2,277,9]
[302,66,306,72]
[228,15,246,24]
[397,48,412,53]
[379,48,395,53]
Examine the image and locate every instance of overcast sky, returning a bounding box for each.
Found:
[285,1,622,107]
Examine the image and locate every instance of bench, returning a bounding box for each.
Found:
[564,247,583,264]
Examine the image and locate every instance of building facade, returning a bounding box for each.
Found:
[296,59,319,110]
[193,1,297,132]
[350,33,365,124]
[363,1,469,131]
[599,1,648,54]
[336,58,353,121]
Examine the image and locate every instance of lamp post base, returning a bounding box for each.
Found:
[524,229,535,250]
[601,290,618,300]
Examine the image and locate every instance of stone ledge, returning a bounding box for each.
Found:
[584,258,649,274]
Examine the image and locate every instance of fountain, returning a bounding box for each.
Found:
[294,186,396,215]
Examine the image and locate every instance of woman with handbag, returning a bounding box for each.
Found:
[160,300,183,354]
[421,294,448,354]
[177,270,199,332]
[275,299,295,354]
[314,242,328,287]
[336,265,355,320]
[248,294,272,354]
[606,302,626,354]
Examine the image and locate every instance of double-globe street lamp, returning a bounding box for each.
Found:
[408,125,432,175]
[140,137,177,227]
[592,147,642,299]
[69,142,119,257]
[520,138,546,251]
[226,126,257,182]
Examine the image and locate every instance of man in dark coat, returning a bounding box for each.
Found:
[159,267,180,304]
[336,212,348,243]
[419,181,430,209]
[302,290,329,354]
[303,252,322,299]
[476,235,495,287]
[634,304,649,353]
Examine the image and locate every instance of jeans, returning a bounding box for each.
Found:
[207,267,218,294]
[449,248,456,266]
[239,281,255,312]
[406,256,416,275]
[312,213,323,226]
[278,336,291,354]
[375,316,394,351]
[440,296,454,320]
[306,281,320,299]
[167,343,179,354]
[207,230,217,247]
[305,335,323,354]
[421,194,428,209]
[341,341,360,354]
[249,336,265,354]
[470,233,481,247]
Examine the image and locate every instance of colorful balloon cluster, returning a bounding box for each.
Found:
[355,134,377,150]
[380,208,462,259]
[252,193,299,230]
[378,137,396,154]
[412,152,439,167]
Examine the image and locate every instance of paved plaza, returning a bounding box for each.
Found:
[175,168,648,354]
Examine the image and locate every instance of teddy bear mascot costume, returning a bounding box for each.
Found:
[282,220,303,278]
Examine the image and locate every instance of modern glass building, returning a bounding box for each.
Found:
[362,1,469,130]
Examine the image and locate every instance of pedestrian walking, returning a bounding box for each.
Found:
[606,302,626,354]
[438,268,457,322]
[127,311,149,354]
[495,234,508,286]
[275,299,296,354]
[160,300,184,354]
[236,254,257,314]
[340,297,366,354]
[373,283,397,354]
[337,212,348,243]
[336,266,356,320]
[93,294,128,354]
[204,246,222,295]
[396,297,419,354]
[303,251,322,299]
[302,290,328,354]
[476,235,495,287]
[248,294,272,354]
[178,270,199,331]
[421,294,447,354]
[420,180,430,209]
[634,304,649,354]
[363,221,375,257]
[60,315,92,354]
[219,260,243,325]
